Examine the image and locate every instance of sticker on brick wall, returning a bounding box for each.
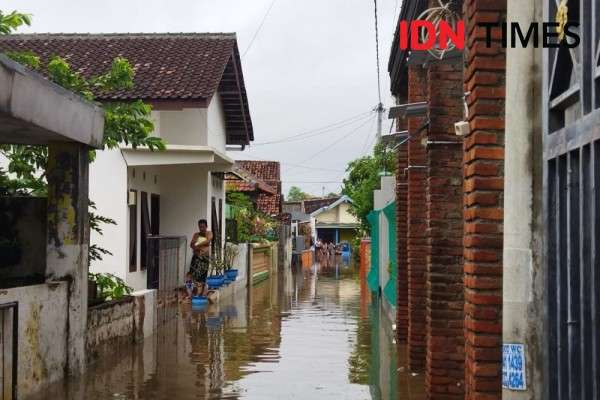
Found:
[502,343,526,390]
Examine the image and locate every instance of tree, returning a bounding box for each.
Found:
[0,10,31,34]
[341,143,395,232]
[287,186,312,201]
[0,11,165,264]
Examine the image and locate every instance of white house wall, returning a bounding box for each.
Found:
[89,149,129,280]
[159,165,210,272]
[207,93,227,153]
[158,108,208,146]
[127,165,161,291]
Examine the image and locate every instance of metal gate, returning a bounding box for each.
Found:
[544,0,600,398]
[0,303,17,400]
[146,236,187,292]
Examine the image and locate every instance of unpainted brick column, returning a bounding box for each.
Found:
[396,135,409,342]
[462,0,506,398]
[407,65,428,371]
[425,60,465,399]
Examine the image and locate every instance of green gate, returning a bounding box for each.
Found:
[382,202,397,306]
[366,210,380,292]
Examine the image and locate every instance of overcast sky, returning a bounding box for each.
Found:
[5,0,400,197]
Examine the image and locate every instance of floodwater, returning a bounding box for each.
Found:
[30,259,425,400]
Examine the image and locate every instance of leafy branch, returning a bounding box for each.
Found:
[0,10,166,266]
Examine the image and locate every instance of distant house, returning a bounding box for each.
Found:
[0,33,254,291]
[310,195,359,244]
[228,160,282,217]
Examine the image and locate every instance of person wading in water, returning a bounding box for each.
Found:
[190,219,213,296]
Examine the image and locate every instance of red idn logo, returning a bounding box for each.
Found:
[399,20,465,51]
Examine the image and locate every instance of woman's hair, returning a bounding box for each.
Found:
[198,219,208,226]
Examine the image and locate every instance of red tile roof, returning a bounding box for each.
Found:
[229,160,282,216]
[0,33,254,144]
[303,197,340,214]
[236,160,280,182]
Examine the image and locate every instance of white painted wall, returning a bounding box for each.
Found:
[158,108,208,146]
[159,165,210,271]
[373,176,396,322]
[207,93,228,153]
[89,100,230,290]
[127,165,161,291]
[89,149,129,280]
[0,283,69,398]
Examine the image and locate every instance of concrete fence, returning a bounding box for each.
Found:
[86,289,157,361]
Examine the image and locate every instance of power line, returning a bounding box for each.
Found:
[236,154,345,173]
[392,0,400,26]
[283,181,344,184]
[359,113,378,155]
[286,114,376,174]
[373,0,382,104]
[242,0,278,58]
[251,110,374,146]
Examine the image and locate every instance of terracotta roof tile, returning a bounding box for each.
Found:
[303,197,340,214]
[0,33,234,101]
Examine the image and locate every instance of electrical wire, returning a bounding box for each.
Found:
[236,154,345,173]
[373,0,382,104]
[286,114,376,174]
[251,110,374,146]
[242,0,278,58]
[359,114,378,155]
[392,0,400,26]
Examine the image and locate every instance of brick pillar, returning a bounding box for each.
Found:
[426,60,465,399]
[463,1,506,398]
[396,139,408,342]
[407,65,428,371]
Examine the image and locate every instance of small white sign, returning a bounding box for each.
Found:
[502,343,527,391]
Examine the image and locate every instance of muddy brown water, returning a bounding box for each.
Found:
[29,261,425,400]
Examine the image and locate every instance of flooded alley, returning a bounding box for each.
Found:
[29,261,424,400]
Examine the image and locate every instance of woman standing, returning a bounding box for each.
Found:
[190,219,213,296]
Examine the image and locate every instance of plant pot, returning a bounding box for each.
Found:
[225,269,238,281]
[206,275,225,289]
[191,296,208,305]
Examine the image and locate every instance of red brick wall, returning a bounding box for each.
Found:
[462,0,506,398]
[407,66,428,371]
[396,140,409,342]
[426,60,465,399]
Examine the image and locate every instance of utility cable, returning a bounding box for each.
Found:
[251,110,374,146]
[242,0,278,58]
[373,0,382,104]
[286,114,376,174]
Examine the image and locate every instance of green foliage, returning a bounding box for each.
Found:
[341,143,395,232]
[287,185,312,201]
[226,191,278,243]
[89,272,132,301]
[0,10,166,266]
[5,50,40,69]
[0,10,31,34]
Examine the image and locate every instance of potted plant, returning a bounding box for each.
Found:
[207,256,226,288]
[224,243,240,281]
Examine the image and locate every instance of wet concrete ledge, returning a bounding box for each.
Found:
[86,289,156,363]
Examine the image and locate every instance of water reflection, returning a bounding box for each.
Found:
[28,259,424,400]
